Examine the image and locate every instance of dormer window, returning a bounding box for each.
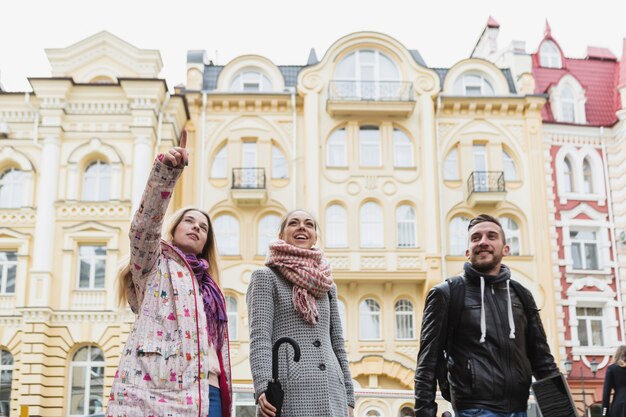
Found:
[560,87,576,122]
[230,70,273,92]
[552,76,586,124]
[539,41,562,68]
[453,73,495,96]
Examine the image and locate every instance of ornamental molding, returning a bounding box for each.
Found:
[66,102,129,115]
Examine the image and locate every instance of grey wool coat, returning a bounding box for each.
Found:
[246,267,355,417]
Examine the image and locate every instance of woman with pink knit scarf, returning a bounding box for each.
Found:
[247,210,355,417]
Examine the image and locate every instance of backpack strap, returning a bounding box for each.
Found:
[444,275,466,353]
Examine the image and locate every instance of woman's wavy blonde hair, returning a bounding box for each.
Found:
[614,345,626,367]
[117,207,221,307]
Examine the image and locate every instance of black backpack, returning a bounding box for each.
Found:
[436,275,535,401]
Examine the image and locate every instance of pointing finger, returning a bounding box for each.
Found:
[179,129,187,149]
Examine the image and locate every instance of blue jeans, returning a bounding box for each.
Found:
[456,409,527,417]
[208,385,222,417]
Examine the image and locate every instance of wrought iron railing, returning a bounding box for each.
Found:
[232,168,266,189]
[467,171,506,194]
[328,81,413,101]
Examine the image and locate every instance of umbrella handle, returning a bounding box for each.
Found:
[272,337,301,381]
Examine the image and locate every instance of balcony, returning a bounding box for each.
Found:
[230,168,267,205]
[466,171,506,206]
[326,81,415,117]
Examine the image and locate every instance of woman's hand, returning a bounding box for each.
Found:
[162,129,189,168]
[257,393,277,417]
[348,406,354,417]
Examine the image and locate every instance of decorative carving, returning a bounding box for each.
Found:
[364,176,377,190]
[415,75,435,93]
[398,256,421,269]
[0,208,36,224]
[57,203,130,219]
[328,257,350,270]
[361,256,386,269]
[302,74,323,92]
[382,181,397,196]
[397,345,419,359]
[66,102,129,114]
[347,181,362,195]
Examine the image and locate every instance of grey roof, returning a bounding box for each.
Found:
[187,50,207,64]
[433,67,517,94]
[409,50,427,67]
[307,48,319,65]
[201,64,305,92]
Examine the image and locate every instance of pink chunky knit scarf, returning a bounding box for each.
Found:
[265,240,333,324]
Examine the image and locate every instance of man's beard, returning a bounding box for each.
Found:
[471,252,503,274]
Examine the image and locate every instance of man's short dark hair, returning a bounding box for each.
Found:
[468,214,506,243]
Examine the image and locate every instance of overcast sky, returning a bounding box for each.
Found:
[1,0,625,92]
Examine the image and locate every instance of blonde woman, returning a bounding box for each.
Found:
[602,345,626,417]
[107,130,232,417]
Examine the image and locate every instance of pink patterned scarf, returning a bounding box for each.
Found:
[265,240,333,324]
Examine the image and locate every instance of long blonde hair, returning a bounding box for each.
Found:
[117,207,221,307]
[614,345,626,367]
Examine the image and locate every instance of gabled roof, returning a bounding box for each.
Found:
[531,35,620,126]
[201,64,305,91]
[432,67,517,94]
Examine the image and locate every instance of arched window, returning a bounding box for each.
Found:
[359,126,381,167]
[539,41,562,68]
[502,150,517,181]
[449,216,470,255]
[213,215,240,255]
[444,147,460,180]
[563,156,574,193]
[396,205,416,248]
[0,350,13,417]
[271,146,288,179]
[326,205,347,248]
[359,299,381,340]
[364,406,384,417]
[560,86,576,123]
[583,157,594,194]
[230,71,273,92]
[0,168,25,208]
[69,346,105,417]
[82,161,110,201]
[335,49,400,100]
[393,129,414,168]
[360,202,384,248]
[399,406,414,417]
[78,245,106,289]
[337,298,347,339]
[453,73,495,96]
[226,295,238,340]
[327,128,347,167]
[395,299,415,340]
[0,251,17,295]
[500,216,521,256]
[211,146,228,179]
[258,214,281,255]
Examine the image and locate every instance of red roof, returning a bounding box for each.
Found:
[487,16,500,29]
[620,39,626,88]
[532,38,621,126]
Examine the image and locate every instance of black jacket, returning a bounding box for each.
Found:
[602,363,626,417]
[414,263,559,416]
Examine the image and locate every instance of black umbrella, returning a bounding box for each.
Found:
[265,337,301,417]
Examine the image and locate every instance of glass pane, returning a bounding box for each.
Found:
[0,370,11,386]
[379,53,400,80]
[571,243,583,269]
[73,347,89,361]
[591,320,604,346]
[88,366,104,414]
[360,203,383,248]
[91,347,104,362]
[577,320,589,346]
[326,205,347,248]
[94,260,106,288]
[584,243,599,270]
[211,147,228,178]
[4,265,16,294]
[79,260,91,288]
[70,366,86,415]
[272,146,288,179]
[335,53,355,80]
[503,151,517,181]
[0,352,12,366]
[327,129,347,167]
[360,127,381,167]
[258,215,280,255]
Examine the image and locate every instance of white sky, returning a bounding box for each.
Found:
[1,0,625,92]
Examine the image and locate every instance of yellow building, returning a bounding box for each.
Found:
[0,30,559,417]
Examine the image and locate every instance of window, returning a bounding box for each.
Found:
[337,299,347,339]
[0,350,12,417]
[393,129,414,168]
[576,307,604,347]
[0,252,16,295]
[359,299,381,340]
[213,215,240,256]
[327,128,347,167]
[211,146,228,179]
[258,215,281,255]
[78,245,106,290]
[326,205,347,248]
[502,151,517,181]
[500,216,520,256]
[560,87,576,123]
[399,406,415,417]
[0,169,25,208]
[364,407,384,417]
[570,230,599,270]
[232,392,256,417]
[539,41,562,68]
[271,146,288,179]
[82,161,110,201]
[359,126,381,167]
[395,299,415,340]
[582,158,594,194]
[449,216,470,255]
[473,144,489,191]
[444,147,460,180]
[69,346,105,417]
[230,71,273,92]
[396,205,416,248]
[335,49,400,99]
[226,296,238,340]
[563,156,574,193]
[360,202,384,248]
[453,73,495,96]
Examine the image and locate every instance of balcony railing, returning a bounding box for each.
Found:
[232,168,266,189]
[467,171,506,195]
[328,81,413,101]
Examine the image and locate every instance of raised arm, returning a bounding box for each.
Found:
[329,285,355,409]
[128,130,189,304]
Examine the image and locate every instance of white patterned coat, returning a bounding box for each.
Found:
[247,267,355,417]
[106,159,232,417]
